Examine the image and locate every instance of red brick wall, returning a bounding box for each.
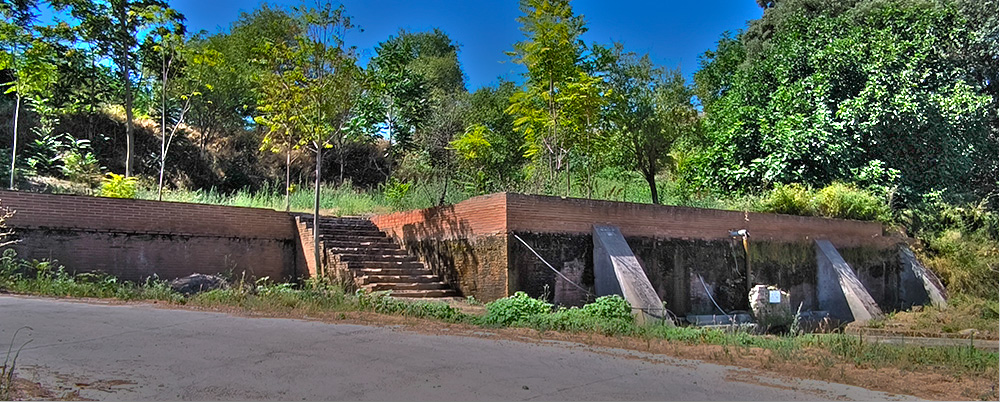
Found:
[0,191,297,281]
[371,193,509,299]
[506,193,894,248]
[370,192,507,241]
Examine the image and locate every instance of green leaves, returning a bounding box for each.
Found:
[691,0,996,205]
[251,4,362,154]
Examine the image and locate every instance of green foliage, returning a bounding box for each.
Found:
[0,249,183,302]
[0,325,31,401]
[355,289,468,322]
[597,43,698,204]
[904,196,999,302]
[813,182,890,222]
[525,295,635,335]
[690,0,997,205]
[757,182,890,222]
[381,178,412,207]
[60,146,102,184]
[758,183,813,216]
[99,172,138,199]
[482,291,553,326]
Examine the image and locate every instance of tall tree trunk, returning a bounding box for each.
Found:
[9,94,20,190]
[338,146,345,184]
[157,52,167,201]
[123,66,135,177]
[644,169,659,205]
[385,101,394,179]
[118,3,135,177]
[566,156,571,196]
[313,146,323,278]
[284,147,291,212]
[438,167,449,206]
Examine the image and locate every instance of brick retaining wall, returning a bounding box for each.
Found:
[0,190,297,281]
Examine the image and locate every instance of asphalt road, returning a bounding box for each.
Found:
[0,296,919,401]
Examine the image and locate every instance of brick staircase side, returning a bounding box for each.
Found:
[293,214,459,298]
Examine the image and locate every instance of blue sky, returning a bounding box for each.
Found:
[168,0,763,90]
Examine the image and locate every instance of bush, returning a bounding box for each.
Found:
[759,183,814,216]
[99,173,138,199]
[757,182,889,222]
[525,295,636,335]
[814,182,890,222]
[901,196,998,302]
[482,291,552,326]
[382,178,412,208]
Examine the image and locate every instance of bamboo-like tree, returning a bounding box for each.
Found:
[506,0,591,195]
[253,3,363,278]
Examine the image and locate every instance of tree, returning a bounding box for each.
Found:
[141,16,214,201]
[187,5,299,157]
[0,0,53,189]
[50,0,182,177]
[364,31,429,176]
[691,0,997,205]
[600,44,697,204]
[451,80,526,195]
[506,0,591,195]
[253,3,362,278]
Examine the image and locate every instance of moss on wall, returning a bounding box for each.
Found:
[507,232,903,316]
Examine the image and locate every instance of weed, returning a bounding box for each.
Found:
[1,326,32,400]
[481,291,553,327]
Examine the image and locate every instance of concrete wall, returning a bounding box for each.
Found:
[505,193,889,248]
[0,190,297,281]
[372,193,908,313]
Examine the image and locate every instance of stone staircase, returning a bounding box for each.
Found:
[295,214,459,298]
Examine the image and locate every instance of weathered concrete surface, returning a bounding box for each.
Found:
[593,225,671,325]
[816,240,883,323]
[0,296,918,401]
[898,246,947,309]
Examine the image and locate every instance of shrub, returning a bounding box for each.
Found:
[757,182,889,222]
[482,291,552,326]
[99,173,138,199]
[526,295,636,335]
[61,149,102,184]
[382,178,412,208]
[759,183,814,216]
[814,182,890,222]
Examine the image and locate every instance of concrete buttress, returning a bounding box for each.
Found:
[815,239,883,323]
[593,225,673,326]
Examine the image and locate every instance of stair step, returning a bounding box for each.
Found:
[357,274,440,284]
[320,237,397,246]
[320,237,399,250]
[353,267,433,276]
[316,222,378,229]
[328,247,408,255]
[337,254,416,262]
[364,282,450,291]
[345,261,424,269]
[388,289,461,298]
[319,232,394,243]
[319,230,386,238]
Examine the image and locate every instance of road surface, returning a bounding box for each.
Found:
[0,296,918,401]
